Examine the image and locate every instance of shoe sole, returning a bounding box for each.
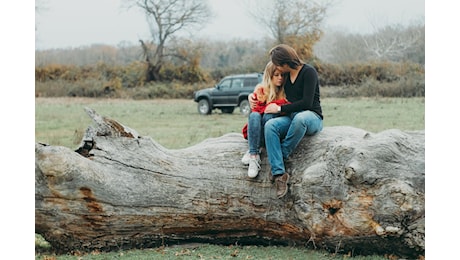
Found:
[276,174,290,198]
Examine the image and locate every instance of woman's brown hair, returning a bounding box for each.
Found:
[269,44,303,69]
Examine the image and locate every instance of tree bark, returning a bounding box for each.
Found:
[35,108,425,258]
[139,39,160,82]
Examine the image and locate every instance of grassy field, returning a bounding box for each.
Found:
[35,97,425,150]
[34,97,425,260]
[34,236,393,260]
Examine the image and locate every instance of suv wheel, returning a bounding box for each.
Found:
[239,100,250,116]
[198,99,211,115]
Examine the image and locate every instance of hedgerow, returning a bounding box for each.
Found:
[35,60,424,99]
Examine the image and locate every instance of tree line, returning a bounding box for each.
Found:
[35,0,424,98]
[35,22,424,83]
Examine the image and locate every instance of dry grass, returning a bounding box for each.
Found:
[35,97,425,149]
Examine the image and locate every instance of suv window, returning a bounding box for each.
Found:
[219,78,232,89]
[232,78,244,88]
[244,77,259,87]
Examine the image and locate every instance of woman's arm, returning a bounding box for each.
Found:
[282,66,317,113]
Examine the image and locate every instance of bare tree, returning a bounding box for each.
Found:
[314,22,425,64]
[314,29,370,64]
[247,0,333,60]
[362,23,425,62]
[125,0,211,81]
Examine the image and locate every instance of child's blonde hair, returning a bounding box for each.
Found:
[257,61,286,104]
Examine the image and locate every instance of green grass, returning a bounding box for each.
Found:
[322,97,425,132]
[35,232,389,260]
[35,243,389,260]
[35,97,424,259]
[35,97,425,150]
[36,234,393,260]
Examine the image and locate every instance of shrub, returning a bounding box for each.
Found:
[35,61,424,98]
[317,61,424,86]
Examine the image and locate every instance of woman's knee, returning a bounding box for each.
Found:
[249,112,262,120]
[293,111,322,134]
[293,111,315,122]
[265,116,291,136]
[264,119,276,131]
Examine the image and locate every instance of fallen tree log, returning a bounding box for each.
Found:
[35,108,425,258]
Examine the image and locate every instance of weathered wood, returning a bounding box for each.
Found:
[35,108,425,258]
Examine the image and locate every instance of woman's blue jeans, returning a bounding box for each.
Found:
[264,110,323,175]
[247,112,277,155]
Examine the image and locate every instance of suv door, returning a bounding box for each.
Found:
[226,77,244,105]
[212,77,232,105]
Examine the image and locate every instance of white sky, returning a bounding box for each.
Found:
[35,0,425,50]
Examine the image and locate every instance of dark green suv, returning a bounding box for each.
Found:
[193,73,263,116]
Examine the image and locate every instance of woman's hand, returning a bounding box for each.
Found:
[264,103,280,114]
[249,93,257,109]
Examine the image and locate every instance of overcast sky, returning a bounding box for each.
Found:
[35,0,425,50]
